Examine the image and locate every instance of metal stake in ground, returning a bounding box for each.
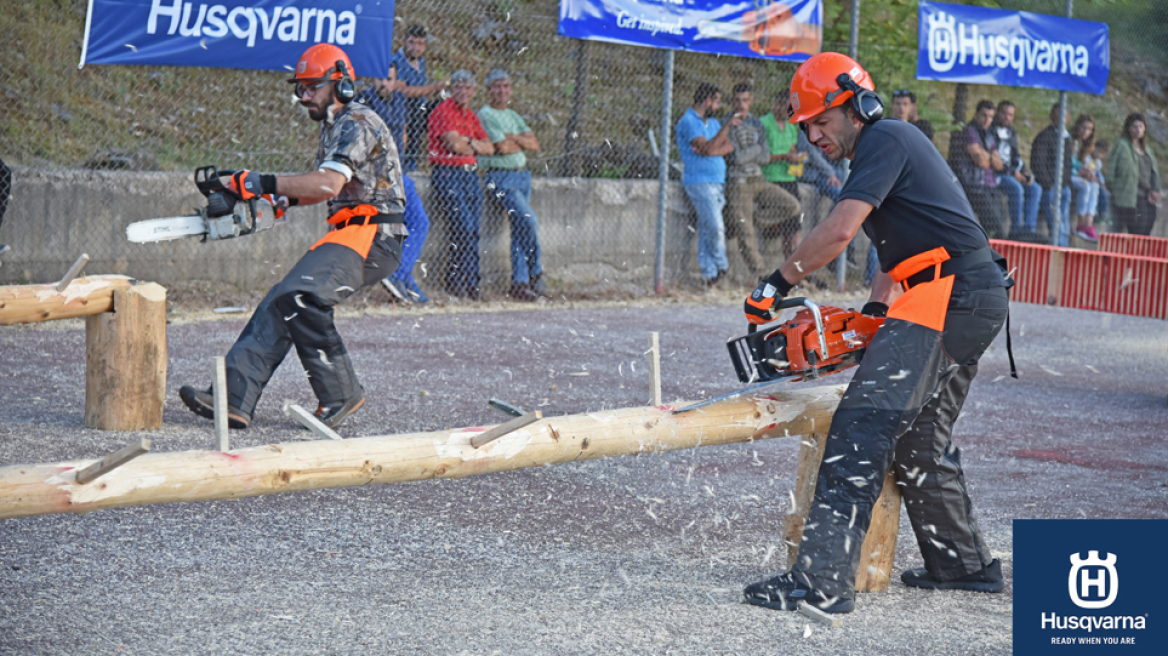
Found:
[213,356,229,451]
[56,253,90,292]
[648,332,662,406]
[75,438,152,485]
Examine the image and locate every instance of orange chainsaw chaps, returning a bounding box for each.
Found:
[313,204,381,258]
[886,275,954,333]
[311,224,378,258]
[886,246,955,333]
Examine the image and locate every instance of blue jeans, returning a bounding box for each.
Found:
[485,170,542,285]
[683,182,728,279]
[1097,185,1111,227]
[1071,176,1100,217]
[997,174,1042,232]
[432,166,484,293]
[1040,185,1072,247]
[393,175,430,283]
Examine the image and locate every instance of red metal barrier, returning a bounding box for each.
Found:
[990,239,1168,320]
[1061,250,1168,319]
[990,239,1058,306]
[1098,233,1168,259]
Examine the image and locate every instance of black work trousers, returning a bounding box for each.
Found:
[792,286,1009,599]
[224,233,401,416]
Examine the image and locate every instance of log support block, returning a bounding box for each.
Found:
[783,432,902,593]
[84,283,167,430]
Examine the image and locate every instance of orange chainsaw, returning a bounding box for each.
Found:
[674,298,884,414]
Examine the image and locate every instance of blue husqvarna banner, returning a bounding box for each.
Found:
[917,1,1109,95]
[558,0,822,62]
[80,0,395,77]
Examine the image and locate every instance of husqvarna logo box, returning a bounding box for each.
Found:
[1014,520,1166,654]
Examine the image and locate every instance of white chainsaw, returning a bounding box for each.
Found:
[126,166,288,244]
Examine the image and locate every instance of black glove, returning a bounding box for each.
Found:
[860,301,888,317]
[226,170,277,200]
[744,270,794,325]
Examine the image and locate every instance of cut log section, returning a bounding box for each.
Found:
[0,275,136,325]
[0,385,845,522]
[84,283,167,431]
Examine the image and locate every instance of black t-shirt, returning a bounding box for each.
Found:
[839,119,1004,291]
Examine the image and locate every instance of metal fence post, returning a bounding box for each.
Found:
[1051,0,1074,248]
[837,0,861,292]
[655,51,675,295]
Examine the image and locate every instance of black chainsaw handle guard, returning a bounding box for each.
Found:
[193,166,258,234]
[746,297,829,359]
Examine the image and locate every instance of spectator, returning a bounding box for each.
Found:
[1107,113,1161,236]
[953,100,1006,238]
[992,101,1042,240]
[1070,114,1101,242]
[677,83,735,286]
[727,83,800,274]
[391,25,451,172]
[890,89,934,141]
[1090,140,1111,232]
[428,70,494,299]
[478,69,545,302]
[354,70,431,303]
[1032,103,1074,246]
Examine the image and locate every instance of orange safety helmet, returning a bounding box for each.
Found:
[288,43,356,83]
[788,52,877,125]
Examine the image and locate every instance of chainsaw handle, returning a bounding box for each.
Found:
[746,297,828,359]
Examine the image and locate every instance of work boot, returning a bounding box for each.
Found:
[312,395,365,429]
[743,572,855,614]
[179,385,251,429]
[381,275,408,303]
[901,559,1005,593]
[531,273,548,296]
[508,282,539,302]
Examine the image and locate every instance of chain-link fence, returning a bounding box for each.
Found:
[1,0,1165,299]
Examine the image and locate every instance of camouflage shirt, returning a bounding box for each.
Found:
[314,102,405,217]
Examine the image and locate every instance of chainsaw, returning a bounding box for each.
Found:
[126,166,288,243]
[673,298,884,414]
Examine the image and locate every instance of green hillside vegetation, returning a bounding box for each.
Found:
[1,0,1165,176]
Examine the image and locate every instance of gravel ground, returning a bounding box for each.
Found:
[1,291,1166,655]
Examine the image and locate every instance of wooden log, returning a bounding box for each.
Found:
[84,283,167,431]
[0,385,845,520]
[853,468,901,593]
[783,433,902,593]
[0,275,136,326]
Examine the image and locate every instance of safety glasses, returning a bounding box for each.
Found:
[293,79,331,98]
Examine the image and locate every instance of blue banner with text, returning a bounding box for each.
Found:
[917,1,1109,95]
[558,0,822,62]
[80,0,395,78]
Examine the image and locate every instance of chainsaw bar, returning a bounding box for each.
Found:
[671,353,860,415]
[126,214,207,243]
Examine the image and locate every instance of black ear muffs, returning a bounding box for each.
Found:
[836,73,884,124]
[333,60,356,104]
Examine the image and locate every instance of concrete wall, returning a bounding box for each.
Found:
[1,168,717,291]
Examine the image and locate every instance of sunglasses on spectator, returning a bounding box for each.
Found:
[294,80,331,98]
[892,89,915,99]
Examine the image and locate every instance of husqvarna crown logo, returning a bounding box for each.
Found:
[1069,551,1118,609]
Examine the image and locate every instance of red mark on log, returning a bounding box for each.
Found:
[220,452,241,460]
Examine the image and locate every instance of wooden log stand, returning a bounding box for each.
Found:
[783,432,902,593]
[0,275,167,430]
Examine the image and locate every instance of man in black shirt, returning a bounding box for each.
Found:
[741,53,1011,614]
[1032,103,1074,246]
